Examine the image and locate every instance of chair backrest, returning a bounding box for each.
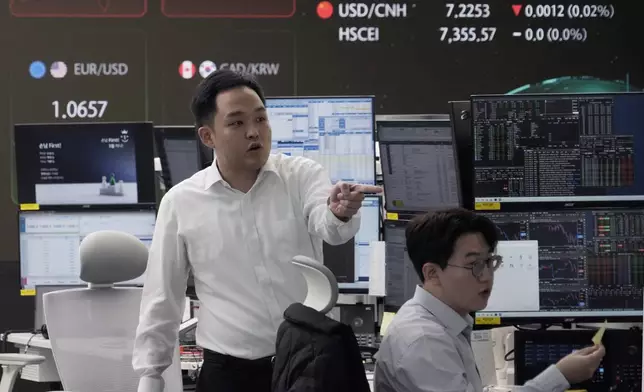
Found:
[43,230,182,392]
[291,255,339,314]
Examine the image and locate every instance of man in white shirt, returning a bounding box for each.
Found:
[133,69,381,392]
[375,209,605,392]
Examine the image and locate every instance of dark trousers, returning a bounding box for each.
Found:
[196,349,273,392]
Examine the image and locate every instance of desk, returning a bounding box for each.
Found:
[2,332,199,385]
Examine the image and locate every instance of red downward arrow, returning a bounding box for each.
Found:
[512,4,522,16]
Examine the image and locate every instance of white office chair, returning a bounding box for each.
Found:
[42,230,183,392]
[291,255,339,314]
[0,353,46,392]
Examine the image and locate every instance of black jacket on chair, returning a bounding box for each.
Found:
[271,303,371,392]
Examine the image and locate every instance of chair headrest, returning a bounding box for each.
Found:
[79,230,148,284]
[291,255,338,314]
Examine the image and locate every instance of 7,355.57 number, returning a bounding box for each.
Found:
[52,100,108,120]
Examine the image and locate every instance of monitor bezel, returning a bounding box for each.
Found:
[153,125,205,189]
[469,92,644,212]
[13,121,157,212]
[265,95,378,186]
[449,101,475,211]
[338,195,382,294]
[18,206,157,290]
[376,118,462,214]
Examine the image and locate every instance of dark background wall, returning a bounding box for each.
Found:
[0,1,642,389]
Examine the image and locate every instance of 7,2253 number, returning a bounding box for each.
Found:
[52,100,108,120]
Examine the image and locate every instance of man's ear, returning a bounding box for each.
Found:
[197,126,215,149]
[422,262,438,283]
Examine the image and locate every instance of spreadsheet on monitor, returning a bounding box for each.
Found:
[266,97,375,184]
[378,120,461,212]
[19,210,156,288]
[338,196,380,291]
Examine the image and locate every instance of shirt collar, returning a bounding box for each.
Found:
[203,154,279,190]
[412,285,473,336]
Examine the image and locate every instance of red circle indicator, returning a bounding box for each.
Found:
[317,1,333,19]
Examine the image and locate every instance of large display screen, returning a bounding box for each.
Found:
[19,209,156,289]
[0,0,641,260]
[267,96,375,184]
[477,208,644,322]
[14,122,156,208]
[472,92,644,209]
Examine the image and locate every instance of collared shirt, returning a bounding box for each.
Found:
[374,286,570,392]
[133,153,360,391]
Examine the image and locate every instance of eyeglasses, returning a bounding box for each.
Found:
[448,255,503,279]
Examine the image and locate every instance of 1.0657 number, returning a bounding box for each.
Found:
[52,100,108,120]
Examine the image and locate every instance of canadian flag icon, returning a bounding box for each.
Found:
[179,60,196,79]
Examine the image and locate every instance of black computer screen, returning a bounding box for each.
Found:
[378,120,461,212]
[14,122,156,209]
[472,93,644,208]
[154,126,203,188]
[383,220,418,310]
[477,208,644,322]
[449,101,474,210]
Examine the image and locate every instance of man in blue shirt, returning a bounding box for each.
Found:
[375,208,605,392]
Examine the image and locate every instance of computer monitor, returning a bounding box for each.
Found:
[266,96,376,185]
[449,100,474,210]
[335,196,381,293]
[471,92,644,210]
[476,207,644,323]
[154,126,205,189]
[383,219,418,310]
[19,208,156,289]
[378,119,461,214]
[14,122,156,209]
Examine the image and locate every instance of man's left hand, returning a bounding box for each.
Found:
[329,182,383,220]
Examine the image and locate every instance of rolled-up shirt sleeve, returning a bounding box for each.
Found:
[133,193,190,392]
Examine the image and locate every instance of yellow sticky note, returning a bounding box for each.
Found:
[385,212,399,220]
[475,316,501,325]
[475,201,501,211]
[592,320,608,345]
[20,203,39,211]
[380,312,396,336]
[20,288,36,296]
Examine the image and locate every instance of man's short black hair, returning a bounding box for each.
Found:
[405,208,499,282]
[190,69,267,128]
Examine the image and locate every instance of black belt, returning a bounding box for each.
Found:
[202,349,274,368]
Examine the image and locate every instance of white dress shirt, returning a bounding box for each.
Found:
[375,286,570,392]
[133,153,360,391]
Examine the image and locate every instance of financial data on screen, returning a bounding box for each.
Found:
[477,208,644,320]
[383,220,418,309]
[472,93,644,206]
[378,120,461,212]
[339,196,380,291]
[266,97,375,184]
[20,210,156,288]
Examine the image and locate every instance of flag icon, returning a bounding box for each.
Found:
[199,61,217,78]
[50,61,68,79]
[179,61,196,79]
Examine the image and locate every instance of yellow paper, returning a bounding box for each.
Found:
[592,320,608,345]
[380,312,396,336]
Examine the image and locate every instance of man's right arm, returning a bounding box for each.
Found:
[133,194,190,392]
